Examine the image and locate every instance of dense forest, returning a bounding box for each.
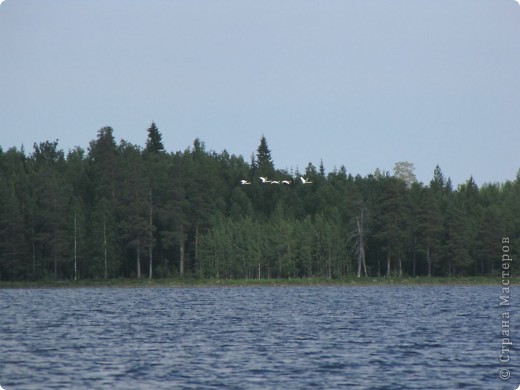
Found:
[0,123,518,281]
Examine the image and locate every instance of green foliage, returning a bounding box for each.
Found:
[0,128,517,281]
[144,121,164,154]
[254,135,274,177]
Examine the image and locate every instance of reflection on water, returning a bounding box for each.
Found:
[0,286,513,389]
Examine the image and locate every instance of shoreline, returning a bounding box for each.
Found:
[0,276,516,289]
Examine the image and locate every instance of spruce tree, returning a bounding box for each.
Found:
[144,122,164,154]
[255,135,274,177]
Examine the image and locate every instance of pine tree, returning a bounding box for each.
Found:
[143,123,167,278]
[118,141,148,278]
[459,176,481,273]
[255,135,275,177]
[88,127,119,202]
[319,159,326,176]
[0,147,31,280]
[144,122,165,154]
[31,141,71,279]
[416,186,443,276]
[431,164,445,191]
[374,177,408,277]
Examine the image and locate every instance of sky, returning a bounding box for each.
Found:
[0,0,519,186]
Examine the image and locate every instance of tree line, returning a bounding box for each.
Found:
[0,123,518,281]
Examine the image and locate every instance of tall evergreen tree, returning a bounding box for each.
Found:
[88,127,119,202]
[374,177,408,277]
[319,159,326,177]
[0,147,31,280]
[118,141,148,278]
[431,164,445,192]
[31,141,71,279]
[144,121,165,154]
[255,135,275,177]
[416,186,443,276]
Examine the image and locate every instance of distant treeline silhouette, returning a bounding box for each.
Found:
[0,123,518,281]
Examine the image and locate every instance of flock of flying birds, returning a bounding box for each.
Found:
[240,176,312,185]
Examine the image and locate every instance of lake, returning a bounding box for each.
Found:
[0,285,517,389]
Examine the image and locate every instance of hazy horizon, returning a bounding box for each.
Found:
[1,0,519,186]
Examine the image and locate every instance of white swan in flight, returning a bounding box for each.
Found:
[281,180,291,184]
[240,180,251,185]
[271,180,280,184]
[259,177,271,183]
[300,177,312,184]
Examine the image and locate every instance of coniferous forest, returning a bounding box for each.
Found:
[0,123,518,281]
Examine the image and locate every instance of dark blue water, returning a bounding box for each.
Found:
[0,285,517,389]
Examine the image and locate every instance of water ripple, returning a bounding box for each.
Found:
[0,285,516,389]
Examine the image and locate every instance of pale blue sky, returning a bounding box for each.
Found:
[1,0,519,186]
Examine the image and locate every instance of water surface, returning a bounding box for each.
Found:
[0,285,516,389]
